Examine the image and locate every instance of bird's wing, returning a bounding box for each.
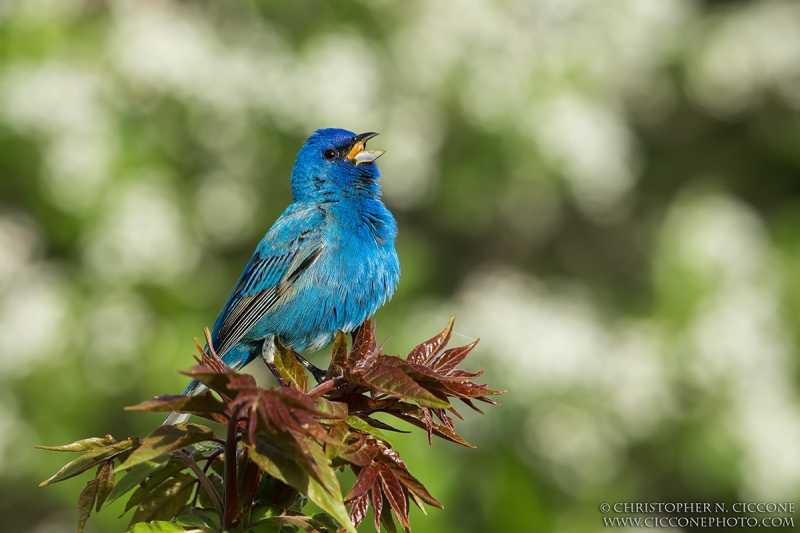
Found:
[212,206,325,357]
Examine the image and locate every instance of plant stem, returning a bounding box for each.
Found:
[223,405,243,530]
[308,377,341,399]
[174,450,224,520]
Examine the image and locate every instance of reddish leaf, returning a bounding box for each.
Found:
[407,317,454,365]
[370,486,383,532]
[388,403,475,448]
[340,441,379,467]
[345,463,380,502]
[77,478,99,533]
[349,320,377,368]
[377,447,442,510]
[379,464,409,531]
[427,339,479,373]
[379,499,398,533]
[349,492,370,529]
[125,392,226,415]
[422,408,434,445]
[347,364,450,409]
[95,461,115,511]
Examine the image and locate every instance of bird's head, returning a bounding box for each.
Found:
[290,128,385,202]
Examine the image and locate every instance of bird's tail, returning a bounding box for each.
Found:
[163,378,208,426]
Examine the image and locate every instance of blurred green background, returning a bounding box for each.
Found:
[2,0,800,531]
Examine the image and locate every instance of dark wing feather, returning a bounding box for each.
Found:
[212,221,324,357]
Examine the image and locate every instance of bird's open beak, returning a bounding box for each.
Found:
[346,132,385,165]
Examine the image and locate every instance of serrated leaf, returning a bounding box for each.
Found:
[378,465,409,531]
[348,493,370,529]
[379,501,398,533]
[180,365,238,398]
[347,365,450,409]
[129,472,194,526]
[344,463,379,502]
[125,392,226,415]
[77,478,99,533]
[117,424,214,471]
[427,340,479,373]
[247,441,356,533]
[95,461,116,511]
[127,521,187,533]
[370,486,383,532]
[103,456,170,509]
[406,317,454,365]
[36,436,116,453]
[339,441,378,467]
[375,445,441,509]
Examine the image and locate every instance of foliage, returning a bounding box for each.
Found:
[37,319,503,533]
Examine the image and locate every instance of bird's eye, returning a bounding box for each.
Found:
[322,149,338,160]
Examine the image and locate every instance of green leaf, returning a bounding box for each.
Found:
[95,461,116,511]
[126,392,226,415]
[122,460,188,515]
[77,478,100,533]
[246,522,283,533]
[127,521,187,533]
[310,513,342,533]
[246,441,357,533]
[313,398,348,421]
[129,473,194,526]
[39,439,138,487]
[36,436,116,452]
[274,337,308,392]
[117,424,215,472]
[331,330,348,367]
[174,514,208,528]
[103,456,170,509]
[188,507,221,530]
[346,416,393,447]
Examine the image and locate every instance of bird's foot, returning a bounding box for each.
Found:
[266,362,287,387]
[261,336,287,386]
[292,351,328,383]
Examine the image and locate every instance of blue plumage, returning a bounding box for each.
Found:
[166,129,399,424]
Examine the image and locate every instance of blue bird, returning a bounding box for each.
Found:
[165,129,399,425]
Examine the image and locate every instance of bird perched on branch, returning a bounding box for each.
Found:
[165,129,399,425]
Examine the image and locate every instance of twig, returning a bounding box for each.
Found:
[308,377,342,399]
[174,450,224,520]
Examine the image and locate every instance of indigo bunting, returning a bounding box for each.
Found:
[165,129,399,425]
